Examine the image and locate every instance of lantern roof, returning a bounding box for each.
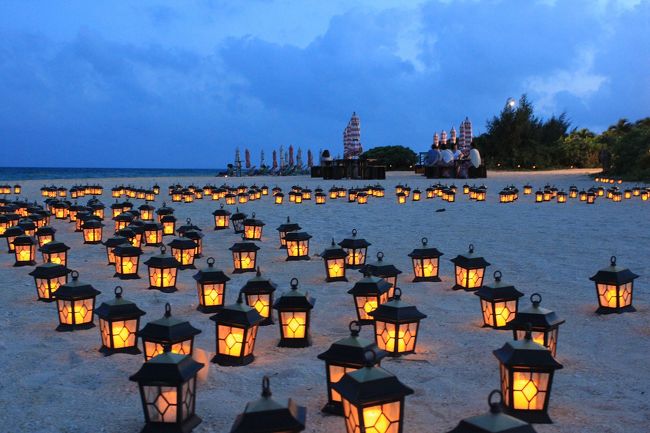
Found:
[95,286,146,321]
[475,272,524,301]
[193,257,231,283]
[113,212,134,222]
[359,251,402,277]
[212,205,232,216]
[142,221,163,231]
[115,227,136,239]
[229,242,261,253]
[35,226,56,236]
[347,273,392,296]
[243,213,265,227]
[82,220,104,229]
[138,202,155,210]
[183,229,204,240]
[338,229,371,249]
[273,278,315,311]
[369,288,427,323]
[210,294,263,327]
[177,218,202,235]
[55,271,101,300]
[161,214,177,222]
[113,244,143,257]
[276,216,301,232]
[2,226,24,237]
[155,203,174,215]
[28,262,70,278]
[285,231,312,242]
[318,321,387,365]
[138,303,201,342]
[129,350,203,385]
[320,239,348,259]
[40,240,70,253]
[13,234,36,246]
[450,244,490,268]
[144,246,181,268]
[167,237,197,250]
[493,333,563,370]
[508,293,564,330]
[408,237,444,259]
[231,208,248,220]
[240,267,277,294]
[589,256,639,285]
[447,391,537,433]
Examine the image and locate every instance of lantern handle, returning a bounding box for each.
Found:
[421,237,428,246]
[256,266,261,276]
[220,203,224,209]
[468,243,474,253]
[377,251,384,261]
[610,256,617,266]
[493,270,502,282]
[114,286,123,297]
[160,245,167,254]
[252,212,256,218]
[393,287,402,300]
[262,376,272,397]
[488,390,503,413]
[290,278,299,289]
[352,228,357,237]
[206,257,215,267]
[70,270,79,280]
[164,303,172,317]
[349,320,361,336]
[530,293,542,306]
[186,218,191,224]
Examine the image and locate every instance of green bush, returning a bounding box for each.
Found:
[361,145,417,170]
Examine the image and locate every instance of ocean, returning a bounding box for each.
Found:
[0,167,226,181]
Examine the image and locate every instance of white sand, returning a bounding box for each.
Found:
[1,170,648,433]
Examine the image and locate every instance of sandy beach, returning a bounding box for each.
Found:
[1,170,648,433]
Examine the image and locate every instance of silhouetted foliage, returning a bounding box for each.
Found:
[362,145,417,170]
[602,118,650,180]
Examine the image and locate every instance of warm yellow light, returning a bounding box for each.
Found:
[414,258,437,278]
[150,267,177,288]
[200,283,224,306]
[247,294,271,318]
[455,267,483,289]
[144,340,192,360]
[287,240,309,257]
[375,321,417,353]
[347,250,366,267]
[328,259,345,278]
[597,283,632,308]
[234,252,256,270]
[218,325,245,356]
[100,319,137,349]
[58,299,94,325]
[281,312,306,338]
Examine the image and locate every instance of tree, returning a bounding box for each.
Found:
[560,129,600,168]
[361,146,417,170]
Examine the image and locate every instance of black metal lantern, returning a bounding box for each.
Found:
[55,271,101,331]
[589,256,638,314]
[35,225,56,247]
[369,288,427,356]
[359,252,402,298]
[276,217,301,249]
[230,376,306,433]
[408,237,443,282]
[493,330,563,424]
[138,303,202,361]
[230,242,260,273]
[231,208,247,234]
[13,234,37,266]
[82,219,104,244]
[183,229,204,258]
[129,345,204,433]
[213,204,231,230]
[176,218,201,238]
[317,321,387,415]
[167,237,197,270]
[161,214,177,236]
[242,213,265,241]
[138,202,155,221]
[29,262,70,302]
[475,271,524,329]
[40,240,70,266]
[209,293,263,366]
[348,272,392,324]
[113,211,134,232]
[193,257,231,313]
[113,244,143,279]
[338,229,371,269]
[447,390,538,433]
[102,236,129,265]
[95,286,146,355]
[321,238,348,282]
[239,267,277,326]
[3,225,24,252]
[144,246,180,292]
[156,202,174,222]
[143,222,164,247]
[332,350,414,433]
[285,232,312,261]
[272,278,315,348]
[509,293,564,356]
[450,244,490,291]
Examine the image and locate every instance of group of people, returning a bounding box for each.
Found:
[426,142,474,178]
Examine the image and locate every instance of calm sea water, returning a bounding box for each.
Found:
[0,167,226,181]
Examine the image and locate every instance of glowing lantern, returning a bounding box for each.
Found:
[35,226,56,247]
[408,237,443,282]
[272,278,315,347]
[239,267,277,326]
[476,187,487,201]
[13,184,21,194]
[369,288,426,356]
[578,190,587,201]
[175,218,200,238]
[411,189,421,202]
[0,215,9,236]
[230,242,260,273]
[348,272,391,324]
[231,208,247,234]
[450,244,490,291]
[167,237,196,270]
[129,345,204,433]
[55,271,101,331]
[493,330,563,424]
[447,390,538,433]
[113,244,143,279]
[40,241,70,266]
[193,257,231,313]
[509,293,564,356]
[144,246,180,292]
[321,239,348,282]
[143,222,164,247]
[534,190,543,203]
[523,185,533,195]
[183,230,204,258]
[285,232,312,261]
[348,189,358,203]
[89,201,105,220]
[317,321,387,415]
[155,202,174,222]
[293,191,303,204]
[301,188,312,200]
[316,191,326,204]
[242,213,265,241]
[329,187,338,199]
[357,191,368,204]
[338,229,371,269]
[375,185,385,197]
[212,204,231,230]
[332,350,413,433]
[276,217,301,249]
[138,202,155,221]
[586,191,596,204]
[29,262,70,302]
[589,256,638,314]
[137,304,201,362]
[3,225,24,252]
[569,187,578,199]
[95,286,146,355]
[17,218,36,236]
[158,215,175,237]
[209,293,263,366]
[238,192,248,204]
[338,187,346,198]
[13,235,36,266]
[225,192,236,205]
[396,192,406,204]
[475,271,524,329]
[359,252,402,298]
[642,190,649,201]
[274,192,284,204]
[113,212,134,233]
[52,201,70,220]
[81,220,104,244]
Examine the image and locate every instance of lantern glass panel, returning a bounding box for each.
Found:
[145,230,163,245]
[327,258,346,279]
[455,266,484,289]
[163,221,175,235]
[233,251,256,271]
[347,249,366,267]
[100,318,138,349]
[149,267,177,288]
[116,255,139,275]
[501,365,550,411]
[328,365,356,402]
[57,299,94,325]
[280,311,307,339]
[143,385,180,423]
[287,239,309,257]
[515,329,557,355]
[217,325,258,357]
[45,251,66,265]
[15,244,35,262]
[172,248,195,266]
[198,283,225,307]
[244,226,262,240]
[413,258,438,278]
[84,228,102,243]
[342,399,401,433]
[144,340,192,361]
[246,294,271,319]
[36,275,66,299]
[597,282,632,308]
[215,215,229,228]
[481,299,517,327]
[375,321,418,353]
[355,293,388,321]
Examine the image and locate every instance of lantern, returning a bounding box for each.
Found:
[40,241,70,266]
[241,213,265,241]
[587,191,596,204]
[642,190,649,201]
[55,271,101,331]
[348,272,391,324]
[276,217,301,249]
[159,215,176,237]
[35,226,56,247]
[13,235,36,266]
[167,238,197,270]
[101,236,127,265]
[231,208,247,234]
[493,330,563,424]
[29,262,70,302]
[408,237,443,282]
[589,256,638,314]
[475,271,524,329]
[129,346,204,433]
[17,218,36,236]
[332,350,413,433]
[447,390,538,433]
[369,288,426,356]
[321,239,348,282]
[285,232,312,261]
[317,321,387,415]
[144,246,180,292]
[240,267,277,326]
[359,252,402,298]
[238,192,248,204]
[212,204,231,230]
[569,187,578,199]
[81,220,104,244]
[534,190,543,203]
[294,191,303,204]
[95,286,146,355]
[193,257,231,313]
[3,226,23,252]
[138,303,202,361]
[225,192,236,205]
[142,222,164,247]
[274,192,284,204]
[209,293,263,366]
[183,230,204,258]
[523,184,533,195]
[113,212,134,233]
[396,192,406,204]
[52,201,70,220]
[411,189,421,201]
[0,215,9,236]
[338,229,371,269]
[272,278,315,347]
[450,244,490,291]
[316,191,326,204]
[113,244,143,279]
[230,242,260,273]
[138,202,155,221]
[509,293,565,356]
[155,202,174,222]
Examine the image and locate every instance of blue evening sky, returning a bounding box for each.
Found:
[0,0,648,168]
